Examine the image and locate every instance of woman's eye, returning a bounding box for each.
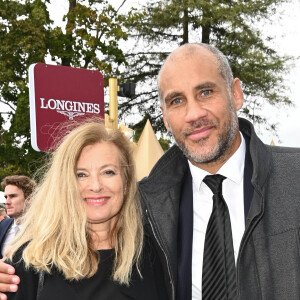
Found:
[104,170,116,176]
[76,172,87,178]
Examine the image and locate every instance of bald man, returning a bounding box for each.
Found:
[138,43,300,300]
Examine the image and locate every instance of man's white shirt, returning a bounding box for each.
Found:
[1,221,21,257]
[189,133,246,300]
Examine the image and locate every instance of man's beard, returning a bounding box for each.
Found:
[169,107,239,164]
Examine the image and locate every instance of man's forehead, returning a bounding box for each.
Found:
[160,47,217,83]
[159,48,219,96]
[4,184,23,195]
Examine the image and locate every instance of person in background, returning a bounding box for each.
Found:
[0,205,8,222]
[4,121,167,300]
[0,176,36,259]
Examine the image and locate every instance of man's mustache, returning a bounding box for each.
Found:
[182,120,219,138]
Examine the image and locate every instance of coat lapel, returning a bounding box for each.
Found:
[177,169,193,300]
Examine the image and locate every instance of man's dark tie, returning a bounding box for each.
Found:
[202,174,237,300]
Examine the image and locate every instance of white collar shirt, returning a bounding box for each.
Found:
[1,221,21,257]
[190,132,246,300]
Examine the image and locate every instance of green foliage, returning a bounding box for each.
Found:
[158,137,171,152]
[130,113,153,143]
[0,0,128,178]
[0,0,50,179]
[119,0,293,133]
[48,1,128,70]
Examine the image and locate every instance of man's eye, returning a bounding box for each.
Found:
[201,89,212,96]
[170,98,182,105]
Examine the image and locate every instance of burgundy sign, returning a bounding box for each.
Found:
[29,63,104,152]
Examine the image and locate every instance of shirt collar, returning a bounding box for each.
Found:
[13,220,21,228]
[188,132,246,189]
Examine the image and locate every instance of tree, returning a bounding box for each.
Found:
[0,0,129,178]
[0,0,51,179]
[118,0,292,134]
[0,0,294,178]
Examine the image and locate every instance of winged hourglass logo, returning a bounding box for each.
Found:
[57,111,85,120]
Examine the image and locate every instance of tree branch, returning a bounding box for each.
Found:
[116,0,127,14]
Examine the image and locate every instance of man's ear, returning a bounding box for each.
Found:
[231,78,244,111]
[160,105,171,131]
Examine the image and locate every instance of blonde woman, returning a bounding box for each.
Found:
[5,121,167,300]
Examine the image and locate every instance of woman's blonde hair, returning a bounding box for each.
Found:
[7,119,144,284]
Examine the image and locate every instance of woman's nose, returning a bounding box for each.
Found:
[89,176,103,192]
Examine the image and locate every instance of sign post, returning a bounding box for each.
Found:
[29,63,104,152]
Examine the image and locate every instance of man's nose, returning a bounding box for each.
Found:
[184,97,208,123]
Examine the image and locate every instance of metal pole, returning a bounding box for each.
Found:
[108,77,118,129]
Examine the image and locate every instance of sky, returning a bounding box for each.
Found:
[256,0,300,147]
[44,0,300,147]
[0,191,5,203]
